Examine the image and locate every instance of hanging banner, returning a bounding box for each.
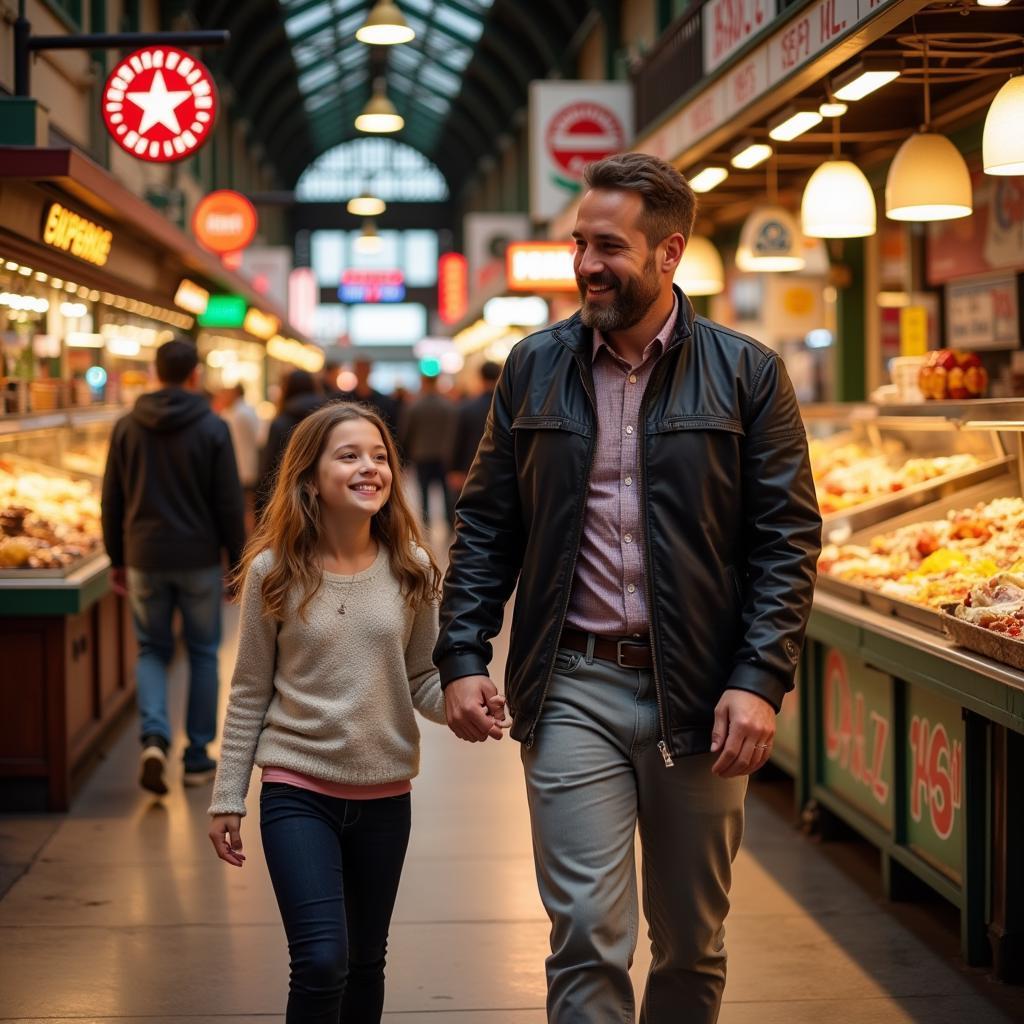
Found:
[529,81,633,222]
[102,46,218,163]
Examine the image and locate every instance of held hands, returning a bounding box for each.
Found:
[445,675,511,742]
[710,689,775,778]
[208,814,245,867]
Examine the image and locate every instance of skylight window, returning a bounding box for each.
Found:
[284,4,332,38]
[434,5,484,41]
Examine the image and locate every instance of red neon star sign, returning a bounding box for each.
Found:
[102,46,218,163]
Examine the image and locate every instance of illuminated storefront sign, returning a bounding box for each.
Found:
[437,252,468,324]
[192,190,258,255]
[339,269,406,303]
[41,203,113,267]
[289,268,318,336]
[242,308,281,341]
[173,278,210,315]
[197,294,247,328]
[506,241,577,292]
[102,46,218,163]
[267,335,325,372]
[484,295,550,327]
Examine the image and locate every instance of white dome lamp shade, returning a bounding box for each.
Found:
[736,206,806,272]
[885,132,973,221]
[355,80,405,134]
[356,1,416,45]
[673,236,725,295]
[983,76,1024,176]
[801,160,876,237]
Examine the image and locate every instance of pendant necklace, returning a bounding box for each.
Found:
[338,573,355,615]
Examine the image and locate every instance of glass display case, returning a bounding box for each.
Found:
[809,400,1024,635]
[0,407,118,576]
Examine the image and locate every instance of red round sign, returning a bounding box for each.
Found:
[545,102,626,180]
[192,190,258,255]
[102,46,217,163]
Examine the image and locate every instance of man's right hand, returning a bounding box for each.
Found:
[445,675,504,742]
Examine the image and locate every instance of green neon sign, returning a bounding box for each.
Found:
[197,294,247,328]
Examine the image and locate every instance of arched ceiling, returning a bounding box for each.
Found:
[188,0,603,193]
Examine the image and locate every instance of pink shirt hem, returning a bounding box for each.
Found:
[261,767,412,800]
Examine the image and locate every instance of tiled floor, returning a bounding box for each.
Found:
[1,560,1022,1022]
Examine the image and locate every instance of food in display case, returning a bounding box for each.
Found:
[0,461,103,571]
[809,439,982,515]
[940,570,1024,670]
[819,496,1024,613]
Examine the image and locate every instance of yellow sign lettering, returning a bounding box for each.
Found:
[40,202,113,267]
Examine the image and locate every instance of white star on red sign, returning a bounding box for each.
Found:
[102,46,218,163]
[125,70,192,135]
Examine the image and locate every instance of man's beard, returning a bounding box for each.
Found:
[578,254,661,333]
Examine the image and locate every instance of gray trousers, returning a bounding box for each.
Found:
[521,647,747,1024]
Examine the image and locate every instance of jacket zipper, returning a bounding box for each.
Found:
[639,354,676,767]
[525,349,598,749]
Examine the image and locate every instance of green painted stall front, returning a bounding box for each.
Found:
[772,604,1023,979]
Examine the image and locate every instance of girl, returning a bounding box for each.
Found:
[208,402,489,1022]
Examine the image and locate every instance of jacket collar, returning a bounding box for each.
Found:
[552,284,694,355]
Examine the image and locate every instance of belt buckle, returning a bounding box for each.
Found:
[616,638,643,668]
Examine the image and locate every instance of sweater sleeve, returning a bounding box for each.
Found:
[209,555,278,816]
[406,593,446,725]
[100,422,126,568]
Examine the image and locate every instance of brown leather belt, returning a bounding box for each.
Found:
[560,627,652,669]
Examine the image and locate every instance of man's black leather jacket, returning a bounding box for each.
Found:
[435,287,822,760]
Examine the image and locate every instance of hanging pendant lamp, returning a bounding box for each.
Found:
[885,40,972,222]
[802,160,876,237]
[355,79,404,133]
[356,1,415,45]
[355,219,383,255]
[983,76,1024,176]
[885,133,972,221]
[674,236,724,295]
[736,206,805,272]
[347,192,386,216]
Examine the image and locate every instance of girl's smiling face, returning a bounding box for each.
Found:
[315,418,393,517]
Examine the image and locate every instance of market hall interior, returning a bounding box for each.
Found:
[3,0,1024,1019]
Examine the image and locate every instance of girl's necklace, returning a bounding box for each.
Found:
[338,574,355,615]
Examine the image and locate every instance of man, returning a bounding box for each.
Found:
[340,358,400,440]
[435,153,821,1023]
[219,384,260,528]
[320,359,343,398]
[400,373,458,531]
[102,339,245,796]
[446,360,501,497]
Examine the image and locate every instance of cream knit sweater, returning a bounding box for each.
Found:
[209,545,446,817]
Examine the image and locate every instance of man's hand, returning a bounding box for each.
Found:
[445,675,504,742]
[110,567,128,597]
[208,814,245,867]
[710,689,776,777]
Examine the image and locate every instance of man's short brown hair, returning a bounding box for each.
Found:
[583,152,697,247]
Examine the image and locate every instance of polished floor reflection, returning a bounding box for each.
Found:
[1,582,1020,1022]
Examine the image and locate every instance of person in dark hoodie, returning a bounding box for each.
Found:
[102,338,245,796]
[255,369,325,518]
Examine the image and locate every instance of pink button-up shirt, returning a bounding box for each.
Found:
[565,296,680,638]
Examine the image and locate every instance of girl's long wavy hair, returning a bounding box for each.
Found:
[236,401,441,622]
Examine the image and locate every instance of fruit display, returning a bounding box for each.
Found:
[818,496,1024,612]
[808,438,982,516]
[918,349,989,401]
[0,460,103,570]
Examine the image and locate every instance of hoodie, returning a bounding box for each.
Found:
[255,391,326,515]
[101,388,245,571]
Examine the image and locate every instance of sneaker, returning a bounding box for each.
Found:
[139,740,168,796]
[183,753,217,787]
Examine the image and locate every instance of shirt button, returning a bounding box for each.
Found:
[628,374,637,384]
[625,425,634,435]
[627,584,636,594]
[624,533,633,543]
[624,476,632,486]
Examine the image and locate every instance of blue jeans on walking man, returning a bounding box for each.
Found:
[128,565,223,770]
